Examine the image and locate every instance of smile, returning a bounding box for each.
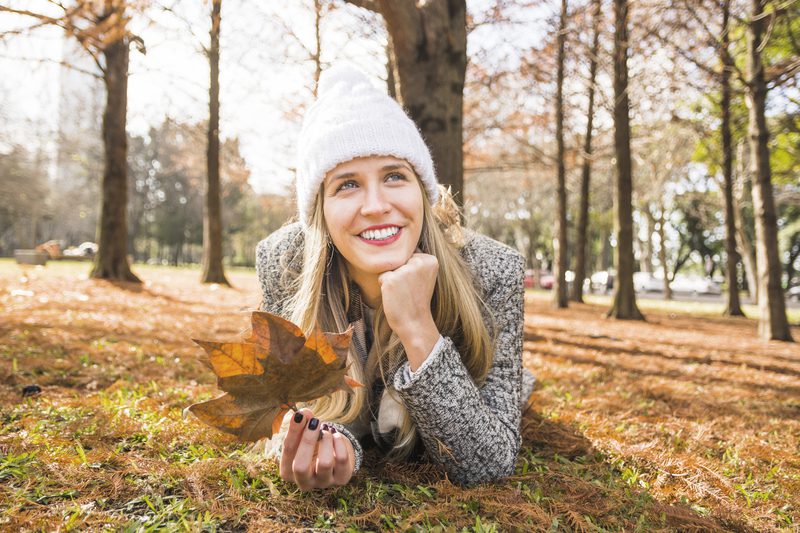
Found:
[357,226,402,245]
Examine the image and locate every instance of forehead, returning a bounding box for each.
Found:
[324,156,412,183]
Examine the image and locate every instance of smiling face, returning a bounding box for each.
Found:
[322,156,425,289]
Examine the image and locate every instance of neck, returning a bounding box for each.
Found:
[351,273,382,309]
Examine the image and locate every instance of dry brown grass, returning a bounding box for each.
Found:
[1,259,798,531]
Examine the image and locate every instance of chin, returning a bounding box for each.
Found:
[363,256,410,274]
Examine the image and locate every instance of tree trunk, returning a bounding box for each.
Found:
[386,36,397,99]
[90,36,140,282]
[721,0,744,316]
[571,0,600,304]
[607,0,643,320]
[745,0,792,341]
[657,206,673,300]
[201,0,230,286]
[734,141,758,302]
[553,0,569,309]
[378,0,466,204]
[313,0,322,97]
[639,210,653,273]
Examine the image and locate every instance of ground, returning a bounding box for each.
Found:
[0,259,798,531]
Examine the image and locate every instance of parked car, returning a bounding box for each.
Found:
[537,271,575,290]
[524,269,535,289]
[670,274,722,296]
[63,241,98,260]
[788,285,800,302]
[590,271,614,293]
[633,272,664,293]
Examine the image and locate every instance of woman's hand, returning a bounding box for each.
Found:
[378,251,441,371]
[279,409,355,491]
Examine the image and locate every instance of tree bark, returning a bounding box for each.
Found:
[571,0,601,303]
[745,0,792,340]
[553,0,569,309]
[734,141,758,302]
[377,0,467,204]
[313,0,322,97]
[607,0,643,320]
[90,35,140,282]
[721,0,744,316]
[657,206,673,300]
[201,0,230,286]
[639,209,653,274]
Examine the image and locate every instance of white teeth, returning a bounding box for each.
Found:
[360,226,399,240]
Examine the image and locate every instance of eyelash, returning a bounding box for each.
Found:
[335,172,406,193]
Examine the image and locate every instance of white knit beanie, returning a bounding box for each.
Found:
[295,62,439,225]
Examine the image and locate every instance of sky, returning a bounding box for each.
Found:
[0,0,547,196]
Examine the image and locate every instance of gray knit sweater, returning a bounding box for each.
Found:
[255,222,534,486]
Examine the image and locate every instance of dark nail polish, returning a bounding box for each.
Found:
[308,417,319,430]
[330,427,337,434]
[322,423,330,432]
[293,412,304,424]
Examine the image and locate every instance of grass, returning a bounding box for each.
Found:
[1,259,798,531]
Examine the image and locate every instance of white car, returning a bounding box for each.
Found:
[789,286,800,302]
[633,272,664,293]
[670,274,722,296]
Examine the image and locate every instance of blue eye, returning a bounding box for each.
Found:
[336,180,357,192]
[386,172,406,182]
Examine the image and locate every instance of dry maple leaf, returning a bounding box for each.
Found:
[187,311,362,442]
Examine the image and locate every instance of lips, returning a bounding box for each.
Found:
[357,226,402,246]
[359,226,400,240]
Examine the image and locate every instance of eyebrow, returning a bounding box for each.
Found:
[328,163,414,185]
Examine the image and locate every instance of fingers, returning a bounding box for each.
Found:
[292,416,323,491]
[279,408,313,483]
[331,430,354,485]
[281,413,351,491]
[314,425,335,488]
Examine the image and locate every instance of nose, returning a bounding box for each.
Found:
[360,183,391,216]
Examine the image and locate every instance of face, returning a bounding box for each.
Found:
[322,156,424,286]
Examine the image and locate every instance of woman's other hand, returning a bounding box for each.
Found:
[279,409,355,490]
[378,251,441,370]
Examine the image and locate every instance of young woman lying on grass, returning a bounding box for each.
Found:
[255,63,536,489]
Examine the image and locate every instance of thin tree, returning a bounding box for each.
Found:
[571,0,601,303]
[553,0,569,309]
[344,0,467,203]
[719,0,744,316]
[607,0,643,320]
[201,0,230,285]
[745,0,792,341]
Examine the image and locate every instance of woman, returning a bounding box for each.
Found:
[255,63,536,490]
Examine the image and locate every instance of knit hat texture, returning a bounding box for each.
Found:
[295,63,439,225]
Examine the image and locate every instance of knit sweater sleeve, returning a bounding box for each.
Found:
[392,247,524,486]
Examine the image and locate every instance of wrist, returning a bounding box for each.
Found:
[397,318,439,372]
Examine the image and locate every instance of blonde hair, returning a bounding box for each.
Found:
[280,179,495,460]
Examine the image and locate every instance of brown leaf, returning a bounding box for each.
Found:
[187,311,362,442]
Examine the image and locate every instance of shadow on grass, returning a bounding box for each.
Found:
[273,406,755,532]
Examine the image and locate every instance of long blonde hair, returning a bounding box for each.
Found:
[285,178,495,459]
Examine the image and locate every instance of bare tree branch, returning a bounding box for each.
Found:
[0,52,103,79]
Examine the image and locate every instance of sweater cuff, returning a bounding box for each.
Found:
[399,334,446,385]
[327,422,363,475]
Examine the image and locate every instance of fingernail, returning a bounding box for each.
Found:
[293,412,304,424]
[330,427,337,434]
[322,423,330,432]
[308,417,319,430]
